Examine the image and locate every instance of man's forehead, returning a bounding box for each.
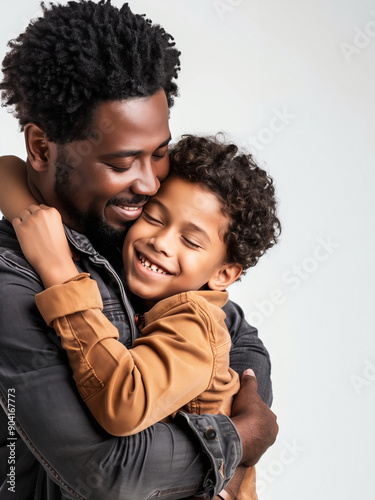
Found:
[93,91,169,120]
[81,92,170,150]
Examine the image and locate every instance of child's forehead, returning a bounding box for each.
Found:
[155,175,221,211]
[148,175,229,238]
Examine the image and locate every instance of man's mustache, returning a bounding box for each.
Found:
[107,195,149,207]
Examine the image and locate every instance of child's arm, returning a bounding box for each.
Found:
[0,156,38,220]
[34,280,234,436]
[13,205,79,287]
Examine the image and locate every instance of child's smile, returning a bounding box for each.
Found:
[136,251,173,275]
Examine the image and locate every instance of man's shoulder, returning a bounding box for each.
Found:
[0,218,21,257]
[0,218,17,246]
[0,218,37,275]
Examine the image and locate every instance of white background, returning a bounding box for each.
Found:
[1,1,374,498]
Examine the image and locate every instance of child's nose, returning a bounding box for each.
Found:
[148,229,174,257]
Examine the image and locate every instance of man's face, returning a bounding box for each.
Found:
[122,175,230,306]
[49,90,171,249]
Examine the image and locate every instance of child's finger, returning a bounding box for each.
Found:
[27,204,43,213]
[18,208,33,221]
[12,217,21,227]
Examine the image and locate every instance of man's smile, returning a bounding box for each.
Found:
[105,203,145,222]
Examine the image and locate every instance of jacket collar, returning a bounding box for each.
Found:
[64,225,98,256]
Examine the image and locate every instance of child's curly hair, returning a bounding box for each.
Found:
[169,135,281,274]
[0,0,180,143]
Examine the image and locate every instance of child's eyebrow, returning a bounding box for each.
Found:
[146,198,166,212]
[184,222,211,243]
[147,198,211,243]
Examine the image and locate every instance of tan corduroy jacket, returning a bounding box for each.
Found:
[35,273,257,499]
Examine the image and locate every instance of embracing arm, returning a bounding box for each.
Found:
[10,207,278,496]
[12,206,234,435]
[0,156,37,220]
[34,282,277,472]
[0,224,241,499]
[224,299,273,406]
[35,280,227,435]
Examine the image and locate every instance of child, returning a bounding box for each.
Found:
[2,135,280,499]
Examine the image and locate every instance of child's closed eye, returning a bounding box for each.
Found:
[181,236,202,249]
[143,211,163,225]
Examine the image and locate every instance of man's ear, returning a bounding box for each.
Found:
[24,123,52,172]
[207,263,243,291]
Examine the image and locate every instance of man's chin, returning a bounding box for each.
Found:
[83,217,127,252]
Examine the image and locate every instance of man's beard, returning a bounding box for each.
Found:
[54,147,128,253]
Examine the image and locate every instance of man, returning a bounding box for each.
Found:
[0,2,277,499]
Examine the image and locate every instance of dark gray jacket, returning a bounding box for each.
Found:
[0,220,272,499]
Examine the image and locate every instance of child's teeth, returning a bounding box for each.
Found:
[138,253,168,274]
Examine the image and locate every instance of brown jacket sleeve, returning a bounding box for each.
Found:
[35,275,215,436]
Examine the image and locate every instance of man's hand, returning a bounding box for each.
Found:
[231,369,278,467]
[188,466,249,500]
[217,465,248,499]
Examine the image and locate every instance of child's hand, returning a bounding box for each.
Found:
[13,205,79,288]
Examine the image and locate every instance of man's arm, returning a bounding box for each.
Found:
[224,299,273,406]
[4,206,277,500]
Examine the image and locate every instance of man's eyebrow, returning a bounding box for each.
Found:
[102,136,172,159]
[157,136,172,149]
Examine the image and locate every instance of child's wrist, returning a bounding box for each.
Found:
[37,260,79,288]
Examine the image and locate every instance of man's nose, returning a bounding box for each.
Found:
[131,160,166,196]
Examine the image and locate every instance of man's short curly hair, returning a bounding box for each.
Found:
[169,135,281,275]
[0,0,180,143]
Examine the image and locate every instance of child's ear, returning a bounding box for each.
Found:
[24,123,52,172]
[207,263,243,291]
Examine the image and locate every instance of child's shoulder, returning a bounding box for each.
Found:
[143,290,230,330]
[185,290,229,309]
[147,290,229,317]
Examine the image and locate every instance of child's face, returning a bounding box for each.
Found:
[122,175,231,305]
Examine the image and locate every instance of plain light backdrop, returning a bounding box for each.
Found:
[1,1,374,498]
